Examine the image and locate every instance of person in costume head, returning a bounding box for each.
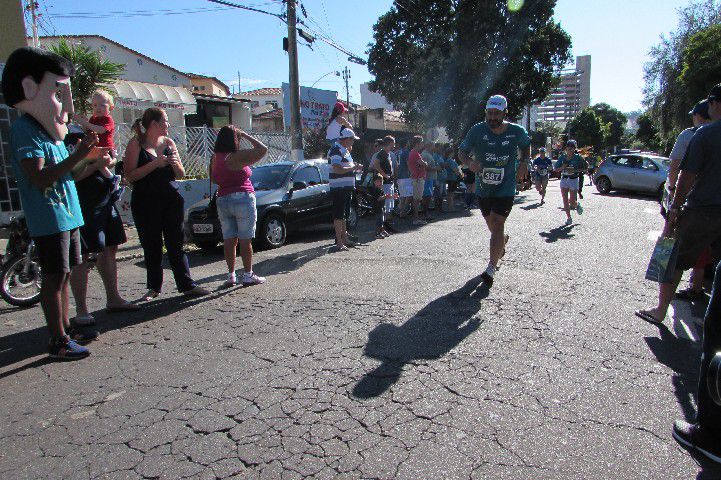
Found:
[2,47,105,360]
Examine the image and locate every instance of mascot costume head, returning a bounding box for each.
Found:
[2,46,75,142]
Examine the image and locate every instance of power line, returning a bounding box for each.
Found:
[207,0,285,20]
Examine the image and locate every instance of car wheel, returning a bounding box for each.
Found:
[195,241,219,252]
[347,203,358,231]
[260,213,287,249]
[596,176,612,194]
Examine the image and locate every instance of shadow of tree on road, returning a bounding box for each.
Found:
[539,224,576,243]
[353,274,489,399]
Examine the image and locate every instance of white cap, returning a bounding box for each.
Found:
[486,95,508,111]
[339,128,360,140]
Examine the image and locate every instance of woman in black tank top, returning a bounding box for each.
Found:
[123,108,209,300]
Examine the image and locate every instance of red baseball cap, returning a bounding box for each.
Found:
[334,101,348,113]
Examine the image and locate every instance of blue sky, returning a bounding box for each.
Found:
[37,0,691,112]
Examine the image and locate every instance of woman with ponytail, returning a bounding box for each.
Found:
[123,108,209,300]
[325,101,352,145]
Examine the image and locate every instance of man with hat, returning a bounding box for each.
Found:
[458,95,530,286]
[635,84,721,465]
[665,99,713,300]
[327,128,363,251]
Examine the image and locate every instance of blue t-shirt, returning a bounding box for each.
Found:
[445,157,460,181]
[459,122,531,198]
[532,156,553,177]
[554,153,587,177]
[433,153,447,182]
[397,148,410,180]
[9,114,84,237]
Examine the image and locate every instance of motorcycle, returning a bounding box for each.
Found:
[0,215,41,307]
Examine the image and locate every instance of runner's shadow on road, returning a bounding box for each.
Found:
[353,274,489,399]
[539,224,576,243]
[520,202,543,210]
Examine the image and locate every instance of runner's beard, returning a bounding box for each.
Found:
[488,119,502,129]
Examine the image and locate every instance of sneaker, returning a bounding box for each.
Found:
[182,285,211,297]
[375,233,385,239]
[222,275,238,288]
[565,218,573,226]
[242,272,266,286]
[142,289,160,301]
[66,326,99,345]
[49,335,90,361]
[72,313,96,327]
[480,266,495,287]
[381,230,391,237]
[577,203,584,215]
[672,420,721,464]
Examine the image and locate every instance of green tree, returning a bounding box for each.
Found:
[566,109,604,150]
[48,38,125,116]
[642,0,721,150]
[590,103,627,149]
[635,112,661,152]
[366,0,571,141]
[679,23,721,103]
[303,127,328,159]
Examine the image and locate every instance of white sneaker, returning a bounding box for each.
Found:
[242,272,266,286]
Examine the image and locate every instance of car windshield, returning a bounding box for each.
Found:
[251,164,292,190]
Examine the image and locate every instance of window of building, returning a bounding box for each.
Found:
[251,101,260,108]
[266,101,278,109]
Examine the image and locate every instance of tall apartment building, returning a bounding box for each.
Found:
[522,55,591,130]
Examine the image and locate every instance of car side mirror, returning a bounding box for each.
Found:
[291,181,308,192]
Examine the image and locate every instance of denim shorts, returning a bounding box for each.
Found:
[216,192,257,240]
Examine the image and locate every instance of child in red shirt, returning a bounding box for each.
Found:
[75,90,121,196]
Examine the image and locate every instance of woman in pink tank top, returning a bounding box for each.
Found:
[211,126,268,287]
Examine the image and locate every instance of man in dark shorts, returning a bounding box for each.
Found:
[661,84,721,465]
[328,128,363,251]
[636,83,721,326]
[2,47,104,360]
[459,95,530,286]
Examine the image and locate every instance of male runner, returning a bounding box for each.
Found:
[459,95,530,286]
[532,147,553,204]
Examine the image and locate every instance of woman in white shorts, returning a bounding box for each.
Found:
[554,140,586,225]
[211,126,268,287]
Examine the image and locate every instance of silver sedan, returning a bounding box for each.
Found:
[593,154,670,197]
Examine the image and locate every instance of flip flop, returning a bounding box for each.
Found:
[634,309,664,325]
[106,301,141,313]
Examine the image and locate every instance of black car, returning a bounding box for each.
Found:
[184,160,358,250]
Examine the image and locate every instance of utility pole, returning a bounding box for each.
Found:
[26,1,39,47]
[285,0,304,161]
[237,70,241,94]
[342,66,355,126]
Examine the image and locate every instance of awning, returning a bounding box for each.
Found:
[108,80,196,111]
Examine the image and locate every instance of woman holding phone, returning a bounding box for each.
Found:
[123,107,209,300]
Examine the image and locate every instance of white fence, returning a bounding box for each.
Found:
[114,124,291,178]
[0,123,291,222]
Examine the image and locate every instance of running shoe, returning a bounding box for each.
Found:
[673,420,721,464]
[577,203,583,215]
[375,233,385,239]
[49,335,90,360]
[242,272,266,286]
[480,266,495,287]
[565,218,573,226]
[182,286,211,297]
[142,289,160,301]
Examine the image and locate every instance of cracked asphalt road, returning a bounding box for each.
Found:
[1,180,719,479]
